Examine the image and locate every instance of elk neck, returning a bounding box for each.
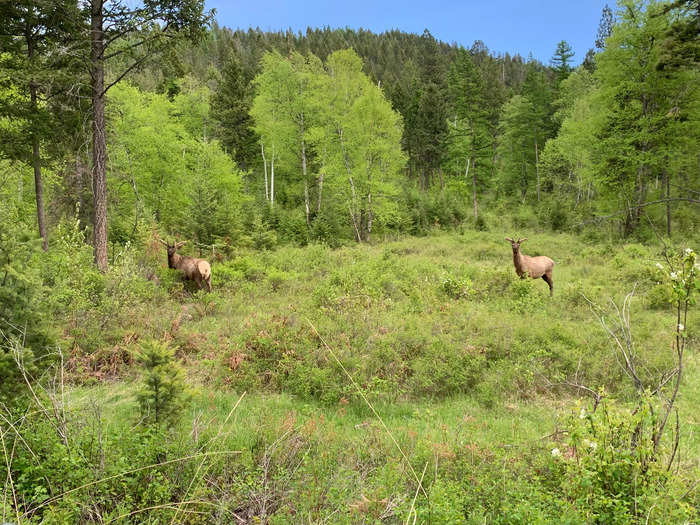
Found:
[512,249,524,271]
[168,251,182,269]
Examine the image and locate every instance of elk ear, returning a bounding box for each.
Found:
[157,238,168,246]
[505,237,514,243]
[519,238,528,243]
[175,241,186,249]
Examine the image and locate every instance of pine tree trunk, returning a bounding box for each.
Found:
[535,139,540,202]
[472,158,478,220]
[91,2,108,272]
[29,84,48,251]
[665,169,671,236]
[26,29,48,251]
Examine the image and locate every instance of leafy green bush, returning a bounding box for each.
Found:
[409,340,486,396]
[440,275,476,300]
[509,278,544,313]
[646,282,674,309]
[473,213,488,231]
[212,260,245,287]
[550,401,695,524]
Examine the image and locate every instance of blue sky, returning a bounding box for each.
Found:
[205,1,615,65]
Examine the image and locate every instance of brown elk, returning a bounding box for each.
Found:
[158,239,212,292]
[505,237,555,296]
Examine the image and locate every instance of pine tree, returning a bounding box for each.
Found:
[84,0,211,271]
[0,0,83,250]
[595,4,615,50]
[446,49,494,219]
[211,51,258,171]
[593,1,698,234]
[551,40,575,83]
[137,340,187,426]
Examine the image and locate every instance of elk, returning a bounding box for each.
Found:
[505,237,555,296]
[158,238,212,292]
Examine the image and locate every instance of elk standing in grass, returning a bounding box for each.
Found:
[505,237,555,296]
[159,239,212,292]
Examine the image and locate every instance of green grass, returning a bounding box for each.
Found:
[3,229,698,523]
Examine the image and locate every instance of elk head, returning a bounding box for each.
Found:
[505,237,528,255]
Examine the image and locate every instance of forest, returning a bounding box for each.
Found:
[1,0,699,523]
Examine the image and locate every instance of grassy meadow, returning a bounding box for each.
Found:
[3,228,699,523]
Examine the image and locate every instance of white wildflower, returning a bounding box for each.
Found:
[551,447,561,457]
[670,272,679,281]
[583,439,598,450]
[655,262,664,270]
[678,324,684,331]
[685,248,693,256]
[579,408,586,419]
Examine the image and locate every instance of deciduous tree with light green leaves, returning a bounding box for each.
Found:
[251,49,405,241]
[108,82,242,245]
[250,51,323,222]
[307,49,406,242]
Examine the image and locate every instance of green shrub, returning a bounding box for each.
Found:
[310,211,346,247]
[550,401,695,524]
[267,268,292,291]
[646,282,674,309]
[229,255,267,282]
[409,340,486,396]
[212,261,245,287]
[473,214,488,231]
[416,479,467,523]
[509,278,544,313]
[440,275,476,300]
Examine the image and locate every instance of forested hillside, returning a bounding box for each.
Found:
[1,0,699,523]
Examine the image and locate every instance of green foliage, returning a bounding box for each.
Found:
[441,275,476,300]
[550,40,575,82]
[549,400,695,523]
[211,51,258,170]
[509,277,545,313]
[1,6,699,521]
[251,48,406,242]
[136,340,187,426]
[0,179,53,402]
[108,82,243,246]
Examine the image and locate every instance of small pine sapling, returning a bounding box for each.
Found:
[136,340,188,426]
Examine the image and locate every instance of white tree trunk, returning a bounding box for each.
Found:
[270,150,275,208]
[302,138,309,225]
[317,172,324,214]
[261,143,269,201]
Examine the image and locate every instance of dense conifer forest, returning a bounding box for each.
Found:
[0,1,698,522]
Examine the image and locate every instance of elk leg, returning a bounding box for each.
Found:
[542,273,553,296]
